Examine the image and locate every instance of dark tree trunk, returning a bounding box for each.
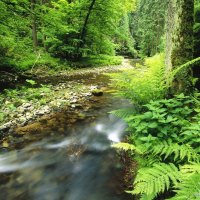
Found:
[76,0,96,59]
[171,0,194,66]
[165,0,194,94]
[31,0,38,50]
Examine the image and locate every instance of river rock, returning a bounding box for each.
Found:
[18,107,25,114]
[19,116,26,122]
[22,103,32,108]
[0,122,12,131]
[92,89,103,96]
[36,105,50,115]
[84,92,92,96]
[71,99,77,103]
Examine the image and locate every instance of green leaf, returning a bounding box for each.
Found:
[148,122,158,128]
[26,79,37,86]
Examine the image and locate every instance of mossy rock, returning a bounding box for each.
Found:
[92,89,103,96]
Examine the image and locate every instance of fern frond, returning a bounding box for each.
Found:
[111,107,137,121]
[135,154,161,168]
[109,54,166,104]
[181,163,200,174]
[168,57,200,88]
[170,173,200,200]
[140,193,156,200]
[151,141,199,162]
[169,163,200,200]
[133,163,180,198]
[112,142,144,154]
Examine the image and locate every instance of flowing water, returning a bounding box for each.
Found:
[0,70,133,200]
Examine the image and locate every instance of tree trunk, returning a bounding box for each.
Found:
[76,0,96,59]
[31,0,38,50]
[165,0,176,72]
[165,0,194,94]
[171,0,194,66]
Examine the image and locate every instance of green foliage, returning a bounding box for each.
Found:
[127,94,196,143]
[55,0,136,58]
[115,14,138,57]
[110,54,165,105]
[112,142,143,154]
[13,51,65,71]
[132,0,167,57]
[151,141,199,162]
[70,55,123,68]
[112,93,200,199]
[132,163,180,198]
[26,79,37,86]
[111,107,137,120]
[0,0,135,71]
[171,164,200,200]
[169,57,200,81]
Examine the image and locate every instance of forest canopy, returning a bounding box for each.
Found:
[0,0,136,71]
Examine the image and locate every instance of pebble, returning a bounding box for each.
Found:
[0,122,12,131]
[22,103,32,108]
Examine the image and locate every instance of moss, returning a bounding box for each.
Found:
[168,0,194,94]
[171,0,194,66]
[92,89,103,96]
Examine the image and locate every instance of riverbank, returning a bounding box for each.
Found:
[0,60,134,150]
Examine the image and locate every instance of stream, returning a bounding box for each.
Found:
[0,67,133,200]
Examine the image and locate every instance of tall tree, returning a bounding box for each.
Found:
[76,0,97,58]
[171,0,194,66]
[194,0,200,58]
[166,0,194,93]
[132,0,167,57]
[31,0,38,50]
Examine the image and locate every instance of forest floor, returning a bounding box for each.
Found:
[0,59,135,150]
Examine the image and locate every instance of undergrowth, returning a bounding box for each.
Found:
[109,54,166,106]
[111,55,200,200]
[69,54,123,68]
[113,94,200,200]
[1,50,122,73]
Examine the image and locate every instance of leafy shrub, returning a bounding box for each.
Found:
[14,51,64,71]
[113,94,200,199]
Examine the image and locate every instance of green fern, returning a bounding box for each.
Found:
[132,163,181,199]
[150,141,200,162]
[111,107,137,121]
[170,173,200,200]
[181,163,200,174]
[109,54,166,105]
[112,142,144,154]
[140,193,157,200]
[167,57,200,88]
[169,164,200,200]
[135,154,161,168]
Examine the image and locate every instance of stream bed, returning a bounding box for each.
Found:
[0,70,133,200]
